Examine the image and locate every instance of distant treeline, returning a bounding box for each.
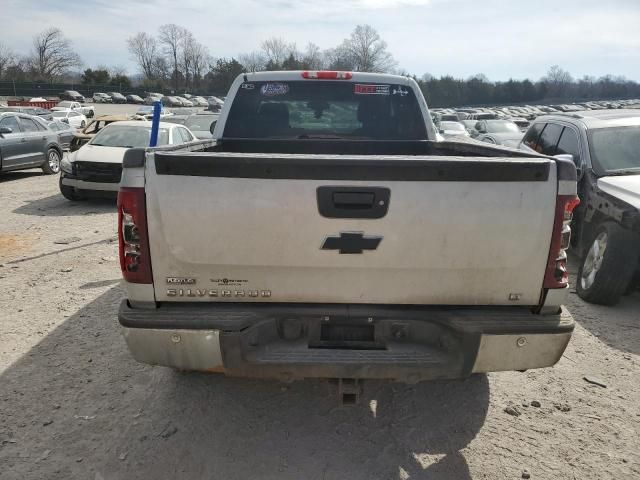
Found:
[2,25,638,106]
[417,69,640,108]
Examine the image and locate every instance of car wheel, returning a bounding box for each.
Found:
[576,222,640,305]
[59,176,85,201]
[41,148,61,174]
[80,120,86,128]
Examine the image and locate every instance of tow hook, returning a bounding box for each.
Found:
[337,378,362,406]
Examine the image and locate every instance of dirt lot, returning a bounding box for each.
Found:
[0,171,639,480]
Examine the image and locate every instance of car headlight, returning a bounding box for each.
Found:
[60,156,73,174]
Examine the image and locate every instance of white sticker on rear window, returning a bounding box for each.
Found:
[354,84,390,95]
[260,83,289,96]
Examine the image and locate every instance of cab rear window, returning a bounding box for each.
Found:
[223,81,427,140]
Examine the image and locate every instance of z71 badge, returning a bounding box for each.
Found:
[166,277,196,285]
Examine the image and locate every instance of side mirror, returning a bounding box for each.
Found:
[439,129,445,135]
[0,126,13,135]
[61,118,69,124]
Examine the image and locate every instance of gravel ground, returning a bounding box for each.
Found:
[0,171,638,480]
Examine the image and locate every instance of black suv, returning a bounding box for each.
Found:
[519,110,640,305]
[60,90,85,102]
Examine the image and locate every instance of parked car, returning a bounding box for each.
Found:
[511,117,531,132]
[60,90,85,102]
[175,96,194,107]
[475,119,523,147]
[134,105,171,120]
[163,112,219,139]
[460,119,480,137]
[0,112,63,174]
[190,96,208,107]
[206,96,224,112]
[59,121,197,200]
[126,94,144,104]
[69,115,138,152]
[108,92,127,104]
[52,101,95,118]
[143,95,162,105]
[439,120,470,138]
[51,109,88,129]
[519,109,640,305]
[93,92,112,103]
[0,106,53,121]
[161,96,183,107]
[47,120,76,150]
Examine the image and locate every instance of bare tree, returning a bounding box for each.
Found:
[127,32,158,80]
[338,25,396,73]
[302,43,323,70]
[542,65,574,96]
[180,31,196,89]
[158,24,186,89]
[261,37,295,66]
[190,42,210,89]
[30,28,82,80]
[238,51,265,72]
[0,43,16,79]
[323,45,355,71]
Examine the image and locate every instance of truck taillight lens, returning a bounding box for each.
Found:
[301,71,353,80]
[118,187,153,284]
[544,195,580,289]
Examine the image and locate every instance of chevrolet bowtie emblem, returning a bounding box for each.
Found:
[321,232,383,254]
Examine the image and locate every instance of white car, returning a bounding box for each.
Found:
[93,93,112,103]
[439,121,470,138]
[59,120,197,200]
[51,101,95,118]
[51,109,88,129]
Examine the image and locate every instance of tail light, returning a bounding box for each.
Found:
[543,195,580,288]
[118,187,153,284]
[301,71,353,80]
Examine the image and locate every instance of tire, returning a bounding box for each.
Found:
[59,176,85,201]
[41,148,61,174]
[576,221,640,305]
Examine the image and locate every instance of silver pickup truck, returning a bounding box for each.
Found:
[117,71,578,392]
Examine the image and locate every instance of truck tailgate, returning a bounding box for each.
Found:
[145,152,557,305]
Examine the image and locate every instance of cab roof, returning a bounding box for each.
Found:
[241,70,415,86]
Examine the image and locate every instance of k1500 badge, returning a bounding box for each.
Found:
[167,289,271,298]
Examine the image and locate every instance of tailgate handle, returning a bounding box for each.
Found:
[332,192,375,208]
[317,186,390,219]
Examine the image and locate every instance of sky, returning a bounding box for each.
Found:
[2,0,640,81]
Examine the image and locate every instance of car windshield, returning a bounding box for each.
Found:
[441,121,464,131]
[224,80,427,139]
[186,116,216,131]
[68,91,80,96]
[52,111,67,118]
[90,125,169,147]
[58,101,73,108]
[486,121,520,133]
[588,126,640,173]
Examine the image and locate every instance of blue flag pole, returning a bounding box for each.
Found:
[149,101,161,147]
